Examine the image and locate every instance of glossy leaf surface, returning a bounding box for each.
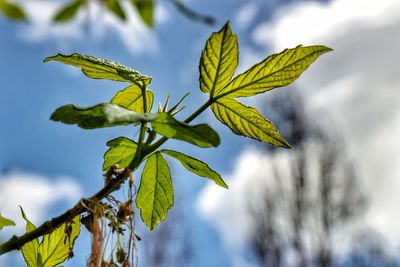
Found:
[217,45,332,98]
[103,137,137,170]
[162,149,228,188]
[0,213,15,231]
[20,207,39,267]
[111,84,154,113]
[50,103,156,129]
[211,97,290,147]
[151,112,220,148]
[38,216,80,267]
[199,22,238,96]
[44,53,152,84]
[136,152,173,230]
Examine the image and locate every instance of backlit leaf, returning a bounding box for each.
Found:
[38,215,80,267]
[44,53,152,84]
[0,1,26,20]
[50,103,157,129]
[111,84,154,113]
[211,97,290,148]
[20,207,39,267]
[105,0,126,21]
[0,213,15,231]
[199,22,238,96]
[136,152,173,230]
[131,0,154,27]
[217,45,332,98]
[53,0,85,23]
[161,149,228,188]
[103,137,137,170]
[150,112,220,148]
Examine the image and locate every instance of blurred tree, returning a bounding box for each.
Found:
[345,229,399,267]
[248,92,366,267]
[141,198,193,267]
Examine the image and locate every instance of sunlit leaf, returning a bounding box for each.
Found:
[0,213,15,231]
[217,45,332,98]
[105,0,126,21]
[20,207,39,267]
[44,53,152,84]
[199,22,238,96]
[111,84,154,113]
[103,137,137,170]
[211,97,290,148]
[53,0,85,23]
[50,103,157,129]
[0,1,26,20]
[161,149,228,188]
[131,0,154,27]
[38,215,80,267]
[150,112,220,148]
[136,152,173,230]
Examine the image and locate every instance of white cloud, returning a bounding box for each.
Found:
[198,148,288,267]
[0,172,82,230]
[198,0,400,263]
[15,0,168,55]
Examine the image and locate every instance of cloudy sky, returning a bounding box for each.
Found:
[1,0,400,266]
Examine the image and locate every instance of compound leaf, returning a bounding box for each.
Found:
[105,0,126,21]
[151,112,220,148]
[131,0,154,27]
[136,152,173,230]
[38,215,80,267]
[161,149,228,189]
[0,1,26,20]
[103,137,137,170]
[111,84,154,113]
[53,0,85,23]
[20,207,39,267]
[217,45,332,98]
[44,53,152,84]
[211,97,290,148]
[50,103,156,129]
[0,213,15,231]
[199,22,238,96]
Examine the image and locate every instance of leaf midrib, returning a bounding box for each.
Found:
[209,26,229,97]
[215,48,328,99]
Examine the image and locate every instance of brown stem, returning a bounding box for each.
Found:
[0,168,132,255]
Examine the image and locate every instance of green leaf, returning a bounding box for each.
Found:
[20,207,39,267]
[0,0,26,20]
[105,0,126,21]
[161,149,228,189]
[136,152,174,230]
[131,0,154,27]
[0,213,15,231]
[150,112,220,148]
[44,53,152,84]
[53,0,86,23]
[111,84,154,113]
[211,97,290,148]
[50,103,157,129]
[217,45,332,98]
[199,22,238,96]
[103,137,137,170]
[38,215,80,267]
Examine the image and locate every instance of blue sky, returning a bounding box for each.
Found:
[1,0,400,266]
